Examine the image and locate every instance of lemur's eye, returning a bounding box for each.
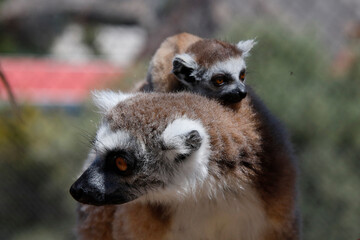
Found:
[212,75,226,86]
[115,157,128,172]
[106,151,135,176]
[239,70,246,81]
[216,78,224,85]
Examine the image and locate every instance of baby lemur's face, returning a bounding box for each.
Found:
[172,39,256,104]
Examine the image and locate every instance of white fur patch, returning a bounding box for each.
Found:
[173,53,198,69]
[236,39,257,58]
[148,117,211,202]
[166,186,267,240]
[92,90,136,113]
[82,148,96,172]
[209,57,245,77]
[95,123,131,153]
[162,117,208,160]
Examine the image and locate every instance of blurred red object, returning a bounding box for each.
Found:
[0,57,122,105]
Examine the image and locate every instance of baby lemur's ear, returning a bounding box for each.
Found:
[172,53,198,84]
[161,118,204,162]
[236,39,257,58]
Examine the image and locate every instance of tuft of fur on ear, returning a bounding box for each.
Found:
[172,53,198,84]
[236,39,257,58]
[92,90,136,113]
[161,118,206,161]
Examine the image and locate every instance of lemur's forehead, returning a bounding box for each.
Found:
[100,94,182,149]
[187,39,242,67]
[208,57,246,78]
[105,96,170,135]
[95,123,132,153]
[92,92,217,155]
[105,93,201,132]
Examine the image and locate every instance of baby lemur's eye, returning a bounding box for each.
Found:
[216,78,224,85]
[239,69,246,81]
[211,75,226,86]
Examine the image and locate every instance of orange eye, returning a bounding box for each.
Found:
[115,157,128,171]
[216,78,224,85]
[212,75,227,86]
[239,70,246,81]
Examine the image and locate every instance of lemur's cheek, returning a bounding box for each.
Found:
[102,189,138,205]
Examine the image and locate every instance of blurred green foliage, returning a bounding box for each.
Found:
[0,26,46,55]
[0,106,99,240]
[0,20,359,240]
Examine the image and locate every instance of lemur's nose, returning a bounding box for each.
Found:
[238,90,247,100]
[70,183,84,201]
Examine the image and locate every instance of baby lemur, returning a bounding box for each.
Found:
[137,32,256,106]
[70,91,300,240]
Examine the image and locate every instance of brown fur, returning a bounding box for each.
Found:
[112,203,171,240]
[77,205,115,240]
[187,39,242,67]
[107,93,260,172]
[148,33,202,92]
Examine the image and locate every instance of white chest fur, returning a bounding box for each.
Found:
[165,189,267,240]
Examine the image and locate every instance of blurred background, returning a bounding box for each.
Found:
[0,0,359,239]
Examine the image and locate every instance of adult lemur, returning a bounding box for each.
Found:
[70,91,299,240]
[71,33,300,239]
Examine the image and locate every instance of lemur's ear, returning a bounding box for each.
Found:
[172,53,198,83]
[161,118,204,162]
[236,39,257,58]
[92,90,135,113]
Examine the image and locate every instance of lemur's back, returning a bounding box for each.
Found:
[247,88,300,239]
[146,33,201,92]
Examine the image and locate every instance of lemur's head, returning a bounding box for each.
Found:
[70,91,212,206]
[172,39,256,104]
